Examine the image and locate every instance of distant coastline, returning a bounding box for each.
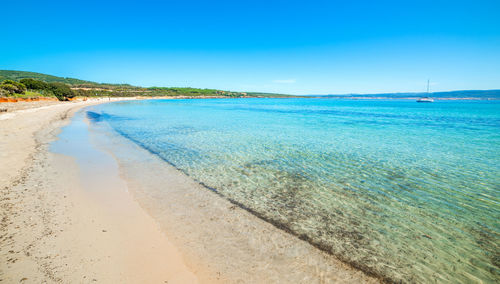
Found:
[308,89,500,100]
[1,70,499,101]
[309,96,499,100]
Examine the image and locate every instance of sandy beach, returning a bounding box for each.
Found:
[0,99,199,283]
[0,99,377,283]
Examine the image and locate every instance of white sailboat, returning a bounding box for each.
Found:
[417,80,434,102]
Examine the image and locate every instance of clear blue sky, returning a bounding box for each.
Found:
[2,0,499,94]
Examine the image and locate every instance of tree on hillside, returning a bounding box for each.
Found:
[20,78,49,90]
[0,80,26,95]
[48,82,75,101]
[0,88,8,97]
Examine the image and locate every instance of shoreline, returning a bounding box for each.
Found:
[84,103,379,283]
[1,99,378,283]
[0,99,200,283]
[1,95,497,112]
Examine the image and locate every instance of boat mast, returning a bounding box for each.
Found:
[427,79,430,94]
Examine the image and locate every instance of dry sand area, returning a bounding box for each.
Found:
[0,99,378,283]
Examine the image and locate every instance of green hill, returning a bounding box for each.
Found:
[1,70,498,99]
[0,70,95,85]
[0,70,293,98]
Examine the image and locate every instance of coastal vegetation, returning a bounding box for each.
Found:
[1,70,499,101]
[0,78,75,101]
[0,80,27,95]
[0,70,293,100]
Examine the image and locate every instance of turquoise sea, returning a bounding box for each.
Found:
[88,99,499,282]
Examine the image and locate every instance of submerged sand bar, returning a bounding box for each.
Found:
[0,99,377,283]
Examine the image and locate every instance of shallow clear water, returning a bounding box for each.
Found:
[89,99,500,282]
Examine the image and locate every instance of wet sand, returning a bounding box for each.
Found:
[91,125,379,283]
[0,99,198,283]
[1,99,378,283]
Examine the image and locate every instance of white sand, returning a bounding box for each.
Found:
[0,99,199,283]
[0,99,378,283]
